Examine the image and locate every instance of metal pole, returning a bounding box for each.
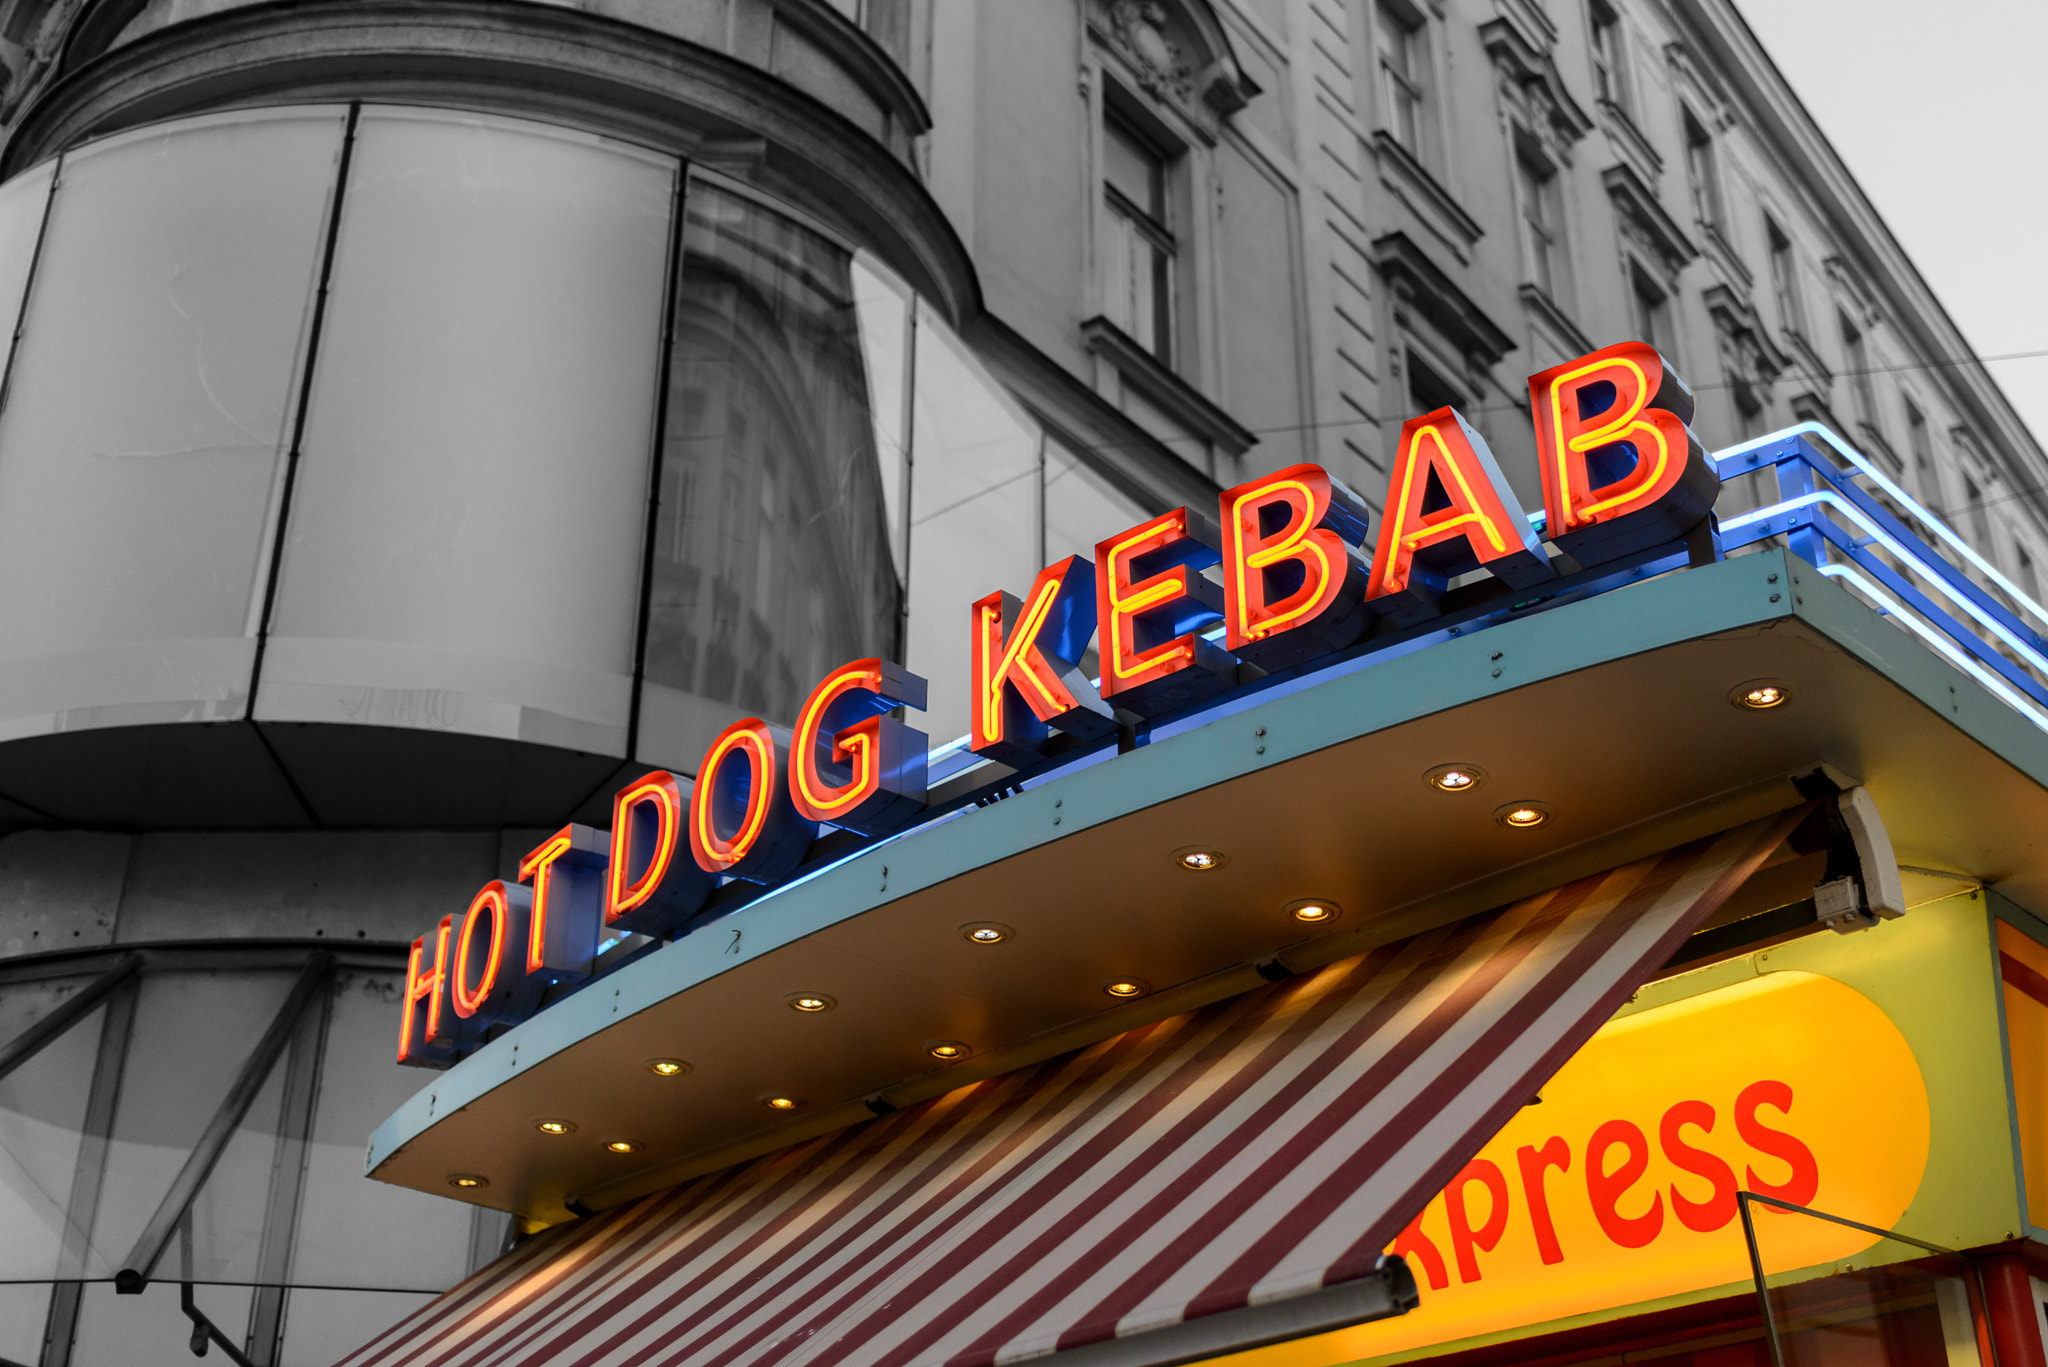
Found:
[0,954,140,1084]
[1738,1192,1788,1367]
[114,951,333,1294]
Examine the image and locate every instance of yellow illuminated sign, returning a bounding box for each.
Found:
[1239,970,1930,1366]
[1996,921,2048,1226]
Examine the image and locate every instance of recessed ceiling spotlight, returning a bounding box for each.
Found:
[1730,679,1792,710]
[645,1058,690,1077]
[1495,802,1553,829]
[928,1040,970,1061]
[1171,846,1226,872]
[534,1119,576,1136]
[447,1173,489,1189]
[786,993,836,1013]
[1425,763,1487,792]
[1286,898,1340,924]
[604,1139,643,1155]
[1103,978,1149,998]
[764,1096,803,1111]
[961,922,1013,945]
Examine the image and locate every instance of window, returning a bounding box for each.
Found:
[1516,150,1564,298]
[1766,216,1805,336]
[1407,350,1465,415]
[1963,474,1992,550]
[2021,545,2040,604]
[1839,312,1878,429]
[1906,400,1937,503]
[1589,1,1631,116]
[1683,109,1721,229]
[1629,266,1669,351]
[1376,2,1427,157]
[1101,111,1176,363]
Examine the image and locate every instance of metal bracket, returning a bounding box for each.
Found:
[1803,786,1906,934]
[116,951,333,1294]
[180,1282,256,1367]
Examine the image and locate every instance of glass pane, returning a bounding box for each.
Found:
[0,1282,49,1363]
[0,162,52,397]
[1103,118,1162,219]
[278,1287,438,1367]
[1744,1199,1983,1367]
[904,308,1042,745]
[637,182,901,770]
[852,256,912,584]
[0,111,341,739]
[263,108,675,755]
[286,969,475,1292]
[84,970,297,1281]
[71,1280,255,1365]
[0,973,105,1281]
[1044,438,1146,567]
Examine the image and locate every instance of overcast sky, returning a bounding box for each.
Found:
[1733,0,2048,452]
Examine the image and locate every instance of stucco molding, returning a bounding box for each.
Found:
[0,0,980,324]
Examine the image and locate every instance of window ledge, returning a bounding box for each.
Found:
[1517,283,1594,356]
[1857,422,1900,475]
[1782,328,1832,388]
[1082,317,1257,459]
[1597,100,1663,180]
[1369,130,1485,253]
[1696,221,1755,292]
[1373,231,1517,368]
[1790,390,1851,440]
[1601,163,1695,277]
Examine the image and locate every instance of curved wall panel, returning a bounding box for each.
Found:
[0,101,1138,829]
[257,109,675,761]
[0,108,341,744]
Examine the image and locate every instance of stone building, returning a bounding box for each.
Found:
[0,0,2033,1364]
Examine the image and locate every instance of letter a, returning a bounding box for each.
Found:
[1369,407,1553,624]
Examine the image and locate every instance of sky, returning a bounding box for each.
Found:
[1734,0,2048,452]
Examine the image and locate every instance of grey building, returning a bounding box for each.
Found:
[0,0,2032,1364]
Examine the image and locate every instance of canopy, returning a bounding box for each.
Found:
[340,809,1799,1367]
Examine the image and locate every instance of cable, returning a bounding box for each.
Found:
[1041,346,2048,459]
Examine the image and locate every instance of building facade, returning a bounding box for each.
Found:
[0,1,2038,1366]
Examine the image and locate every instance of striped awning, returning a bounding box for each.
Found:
[341,809,1801,1367]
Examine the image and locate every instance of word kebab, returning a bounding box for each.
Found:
[399,339,1714,1064]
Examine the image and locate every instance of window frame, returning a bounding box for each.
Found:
[1838,310,1879,431]
[1097,100,1182,368]
[1588,0,1632,118]
[1628,262,1670,353]
[1514,140,1566,302]
[1682,106,1722,231]
[1765,214,1805,338]
[1376,1,1426,156]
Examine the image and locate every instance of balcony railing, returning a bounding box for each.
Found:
[1716,423,2048,733]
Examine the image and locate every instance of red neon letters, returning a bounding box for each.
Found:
[1219,464,1373,666]
[400,338,1729,1070]
[449,880,537,1027]
[1531,340,1717,560]
[690,719,812,884]
[396,916,454,1065]
[970,555,1116,764]
[790,659,929,835]
[1368,408,1553,624]
[1095,509,1232,716]
[606,771,715,938]
[518,824,606,986]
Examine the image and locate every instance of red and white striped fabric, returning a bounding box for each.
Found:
[342,809,1801,1367]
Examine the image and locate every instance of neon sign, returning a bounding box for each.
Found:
[398,340,1710,1066]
